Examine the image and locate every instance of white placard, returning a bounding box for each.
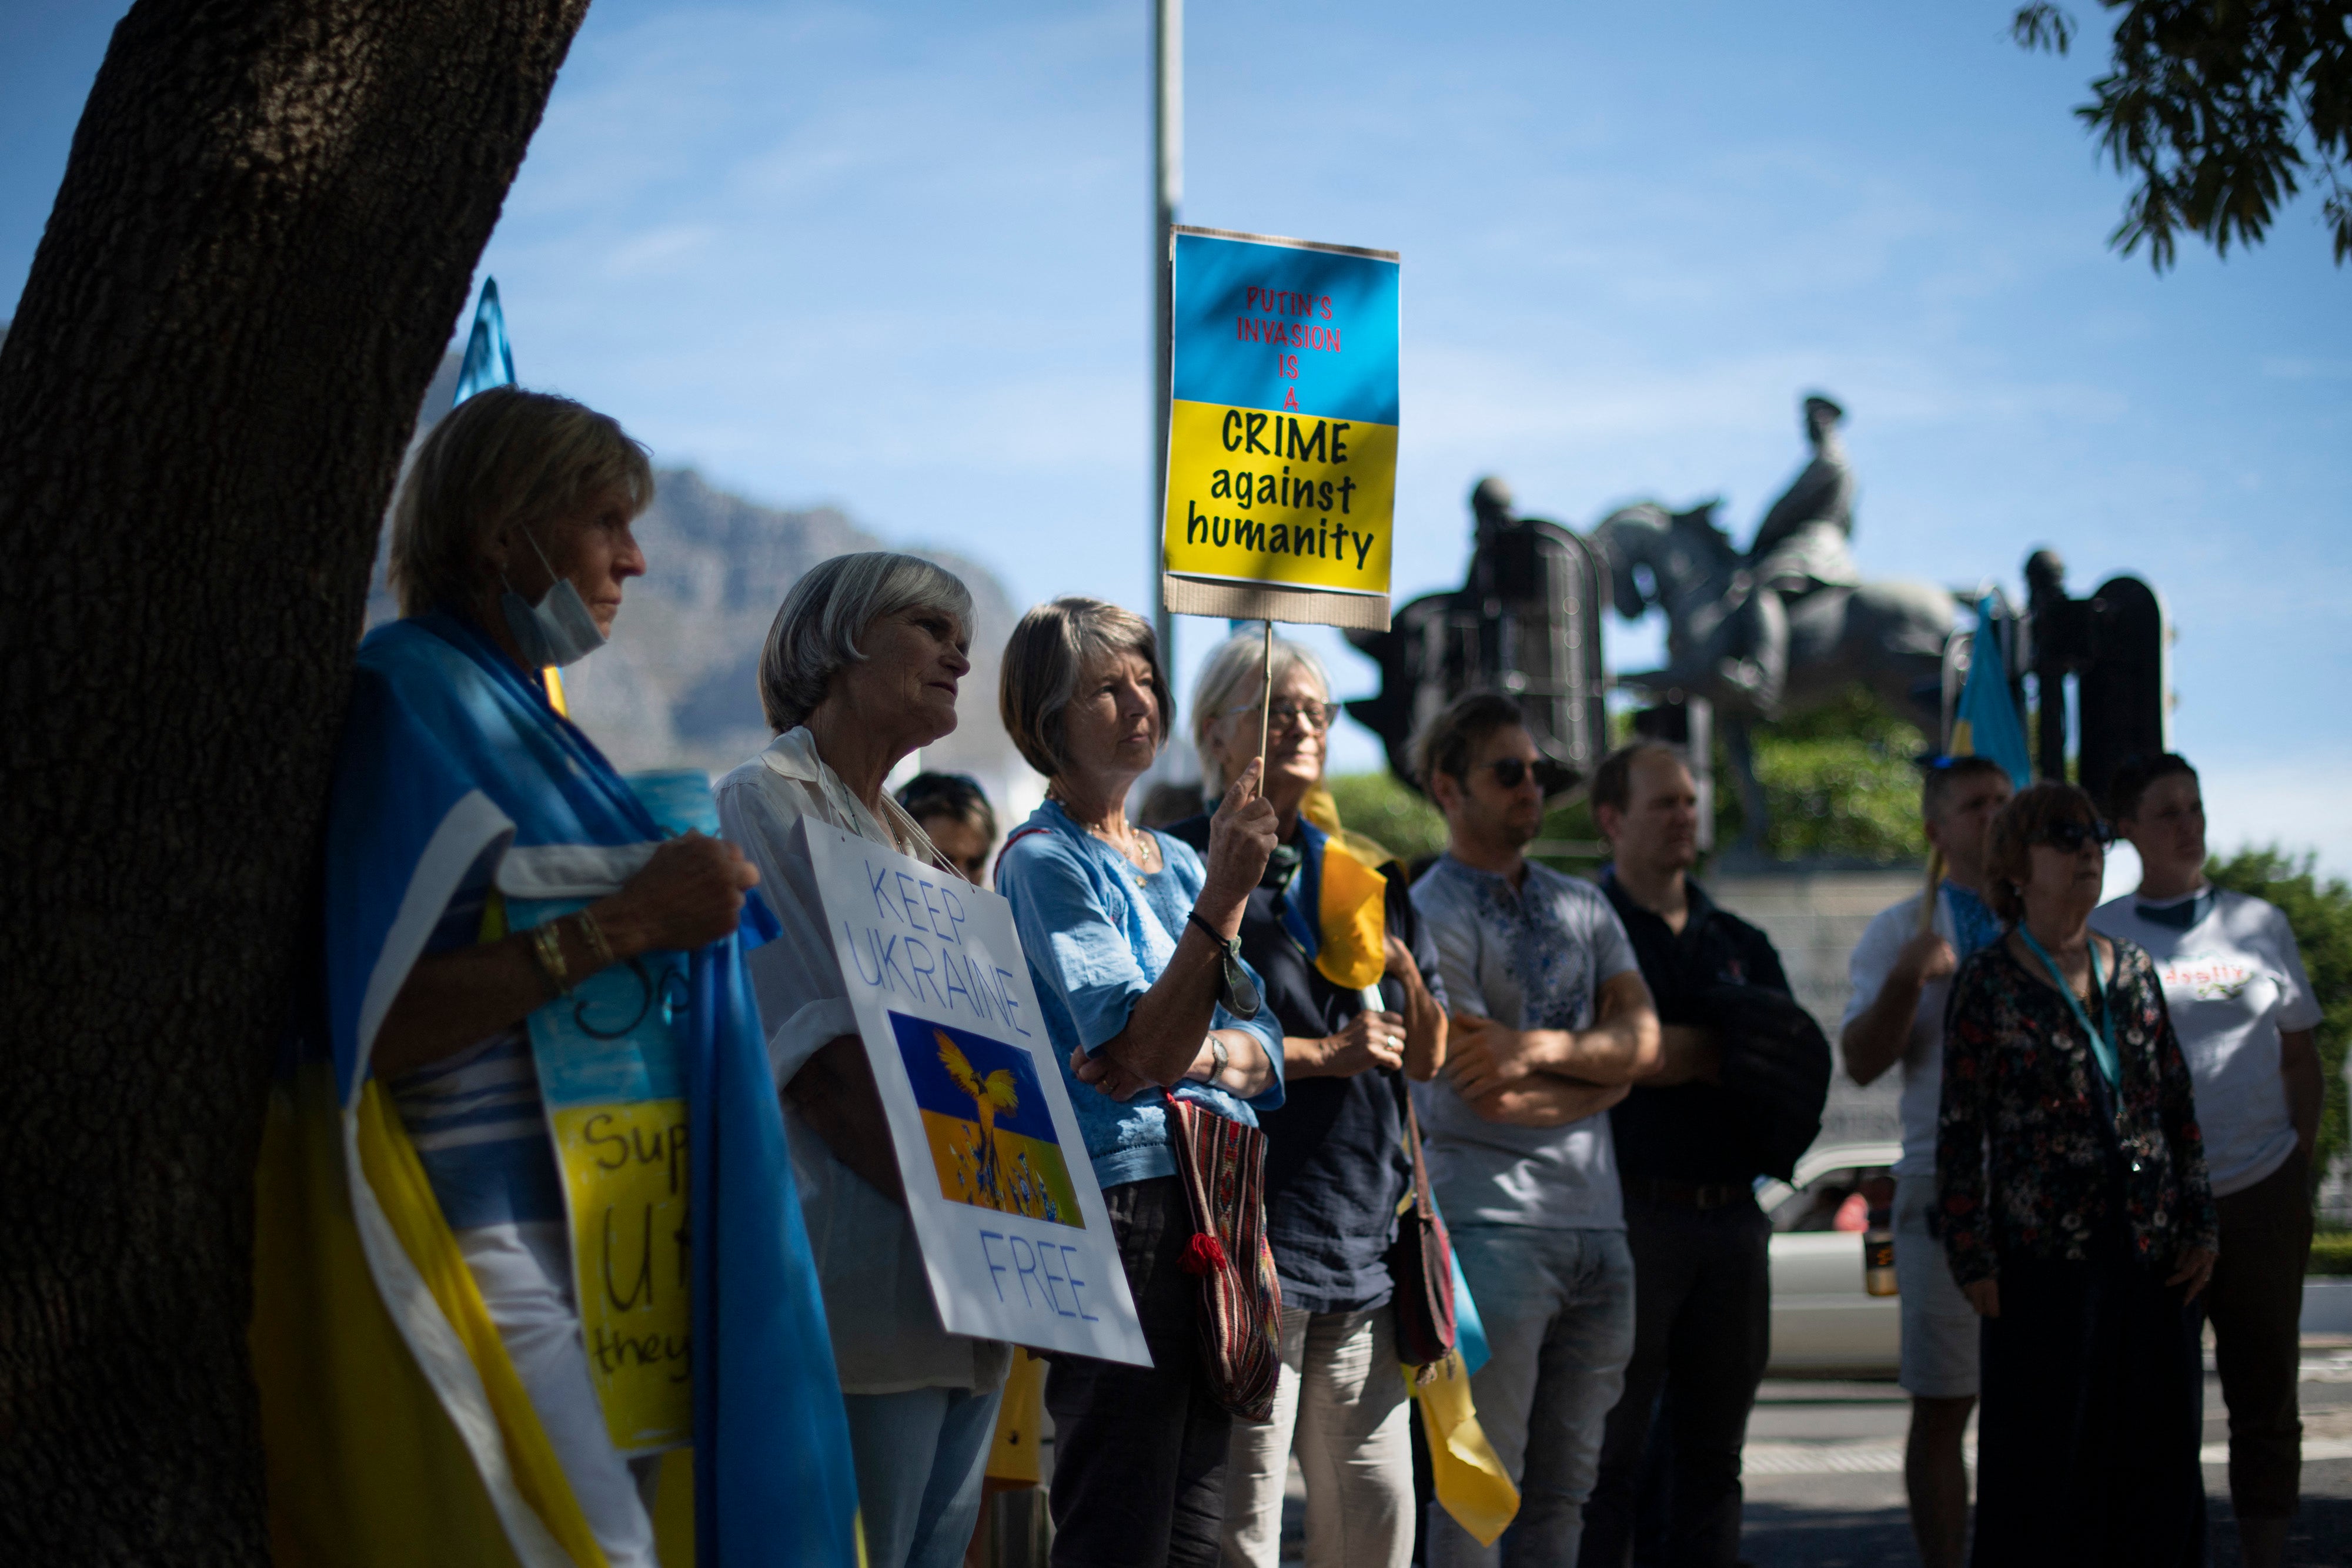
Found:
[805,821,1151,1365]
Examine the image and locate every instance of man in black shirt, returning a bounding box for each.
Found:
[1578,741,1812,1568]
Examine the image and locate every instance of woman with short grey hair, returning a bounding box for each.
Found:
[715,550,1009,1568]
[994,597,1285,1566]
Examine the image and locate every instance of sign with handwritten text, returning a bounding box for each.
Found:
[1161,225,1399,631]
[517,900,693,1453]
[806,823,1150,1365]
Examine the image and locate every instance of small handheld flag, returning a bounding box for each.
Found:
[1920,595,2033,932]
[453,279,517,407]
[1952,595,2032,789]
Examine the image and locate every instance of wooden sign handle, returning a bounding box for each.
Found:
[1253,621,1274,801]
[1917,847,1945,937]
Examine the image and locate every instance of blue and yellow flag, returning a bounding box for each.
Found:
[1161,228,1399,627]
[1952,594,2032,787]
[455,278,519,407]
[253,613,858,1567]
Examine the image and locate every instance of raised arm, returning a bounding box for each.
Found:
[1842,925,1955,1087]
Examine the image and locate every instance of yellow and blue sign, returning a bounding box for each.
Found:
[1162,226,1399,628]
[891,1011,1083,1228]
[520,897,694,1456]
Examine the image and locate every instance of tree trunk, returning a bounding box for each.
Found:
[0,2,591,1558]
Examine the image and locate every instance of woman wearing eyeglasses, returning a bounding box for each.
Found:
[1936,782,2216,1568]
[1166,634,1446,1568]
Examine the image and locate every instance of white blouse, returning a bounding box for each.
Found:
[715,727,1011,1396]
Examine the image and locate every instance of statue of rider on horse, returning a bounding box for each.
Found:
[1591,392,1959,847]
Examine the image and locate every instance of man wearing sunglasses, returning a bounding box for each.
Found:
[1579,741,1816,1568]
[1408,693,1661,1568]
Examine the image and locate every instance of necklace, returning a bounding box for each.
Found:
[1056,793,1159,881]
[1092,824,1160,874]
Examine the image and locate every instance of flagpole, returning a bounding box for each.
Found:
[1150,0,1181,667]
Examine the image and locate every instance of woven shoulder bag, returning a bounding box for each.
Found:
[1162,1091,1283,1422]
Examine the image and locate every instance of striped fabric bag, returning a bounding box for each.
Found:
[1162,1092,1283,1422]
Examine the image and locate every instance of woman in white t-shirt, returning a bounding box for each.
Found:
[2091,753,2324,1568]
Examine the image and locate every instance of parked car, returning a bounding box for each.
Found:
[1762,1141,1903,1376]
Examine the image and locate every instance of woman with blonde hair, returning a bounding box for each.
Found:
[258,387,853,1566]
[1169,633,1446,1568]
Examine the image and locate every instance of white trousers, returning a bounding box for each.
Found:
[1221,1305,1414,1568]
[457,1222,662,1568]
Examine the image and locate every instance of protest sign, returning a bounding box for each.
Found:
[1161,225,1400,631]
[519,900,692,1453]
[806,823,1151,1365]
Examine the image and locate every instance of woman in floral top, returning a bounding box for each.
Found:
[1937,782,2216,1568]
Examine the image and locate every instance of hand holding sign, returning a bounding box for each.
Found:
[1200,758,1278,918]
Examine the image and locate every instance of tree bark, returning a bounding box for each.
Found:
[0,2,590,1559]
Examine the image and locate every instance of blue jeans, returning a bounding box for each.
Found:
[1427,1224,1636,1568]
[844,1384,1005,1568]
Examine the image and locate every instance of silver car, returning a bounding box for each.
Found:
[1761,1141,1904,1376]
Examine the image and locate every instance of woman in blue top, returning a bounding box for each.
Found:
[993,597,1284,1567]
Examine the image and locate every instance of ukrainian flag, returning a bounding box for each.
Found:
[1952,594,2032,786]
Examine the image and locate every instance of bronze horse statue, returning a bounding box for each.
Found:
[1591,499,1957,854]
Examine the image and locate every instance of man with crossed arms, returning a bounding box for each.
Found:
[1408,692,1661,1567]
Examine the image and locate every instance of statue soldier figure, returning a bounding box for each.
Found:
[1726,393,1857,717]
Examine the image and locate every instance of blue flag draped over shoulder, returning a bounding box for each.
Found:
[251,612,858,1567]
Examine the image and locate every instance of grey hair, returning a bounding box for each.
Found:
[388,386,654,617]
[998,597,1171,780]
[1190,632,1330,794]
[758,551,975,733]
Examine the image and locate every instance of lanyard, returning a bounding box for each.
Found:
[2017,926,2119,1087]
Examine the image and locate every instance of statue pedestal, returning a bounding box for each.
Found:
[1707,862,1925,1150]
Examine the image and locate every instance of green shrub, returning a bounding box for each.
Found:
[2310,1233,2352,1276]
[1717,686,1931,864]
[1322,771,1447,864]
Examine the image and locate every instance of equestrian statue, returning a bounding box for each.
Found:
[1591,392,1958,852]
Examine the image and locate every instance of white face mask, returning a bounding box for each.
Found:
[499,528,609,669]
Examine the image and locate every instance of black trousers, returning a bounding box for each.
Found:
[2207,1149,2314,1521]
[1972,1245,2206,1568]
[1044,1176,1231,1568]
[1578,1194,1772,1568]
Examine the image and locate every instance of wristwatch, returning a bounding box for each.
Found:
[1205,1034,1230,1082]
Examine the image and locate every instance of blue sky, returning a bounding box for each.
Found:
[8,1,2347,874]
